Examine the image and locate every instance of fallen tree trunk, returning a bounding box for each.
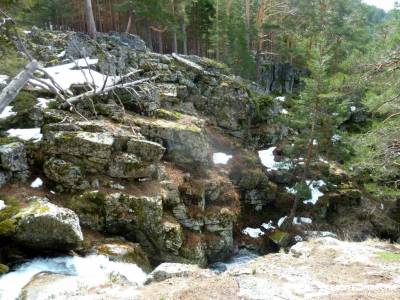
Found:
[0,60,38,113]
[60,75,159,109]
[171,53,209,75]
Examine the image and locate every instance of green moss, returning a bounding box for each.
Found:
[0,136,19,145]
[69,191,107,214]
[269,230,289,246]
[154,109,182,121]
[202,58,228,70]
[376,251,400,261]
[0,196,21,237]
[0,37,28,76]
[0,264,9,274]
[12,91,37,113]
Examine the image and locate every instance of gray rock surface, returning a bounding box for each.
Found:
[13,198,83,251]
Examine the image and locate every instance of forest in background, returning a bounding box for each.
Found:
[0,0,391,80]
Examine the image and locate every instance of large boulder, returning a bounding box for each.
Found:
[130,115,210,168]
[13,198,83,251]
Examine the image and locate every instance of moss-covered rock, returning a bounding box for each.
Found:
[0,263,9,274]
[95,240,152,272]
[130,114,210,168]
[13,197,83,251]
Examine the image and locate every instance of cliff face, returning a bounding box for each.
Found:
[0,28,398,274]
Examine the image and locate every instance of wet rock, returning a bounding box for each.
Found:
[0,142,28,172]
[13,197,83,251]
[94,240,152,272]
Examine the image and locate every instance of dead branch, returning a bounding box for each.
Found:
[60,75,159,109]
[172,53,210,75]
[0,60,39,113]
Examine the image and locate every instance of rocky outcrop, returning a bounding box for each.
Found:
[13,198,83,251]
[42,118,166,190]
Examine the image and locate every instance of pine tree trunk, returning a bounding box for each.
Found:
[172,27,178,53]
[158,31,163,54]
[84,0,97,38]
[126,9,132,34]
[245,0,251,49]
[180,19,187,55]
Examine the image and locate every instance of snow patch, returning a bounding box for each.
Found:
[31,177,43,188]
[0,75,9,85]
[213,152,233,165]
[0,200,5,211]
[275,96,286,102]
[303,180,326,205]
[0,255,147,300]
[258,147,292,171]
[277,216,287,227]
[29,58,119,92]
[293,217,312,225]
[350,106,356,112]
[242,227,265,238]
[261,221,275,231]
[281,108,289,115]
[331,134,342,143]
[57,50,66,58]
[37,98,52,109]
[286,187,297,195]
[0,106,17,119]
[6,128,42,142]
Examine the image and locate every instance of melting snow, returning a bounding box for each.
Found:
[57,50,66,58]
[0,255,147,300]
[303,180,326,205]
[31,178,43,188]
[261,221,275,231]
[277,216,287,227]
[37,98,52,109]
[331,134,342,143]
[242,227,265,238]
[286,187,297,195]
[275,96,286,102]
[258,147,292,171]
[0,200,5,211]
[293,217,313,225]
[0,106,17,119]
[213,152,233,165]
[29,58,119,92]
[6,128,42,142]
[281,108,289,115]
[0,75,9,85]
[350,106,356,112]
[259,147,276,169]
